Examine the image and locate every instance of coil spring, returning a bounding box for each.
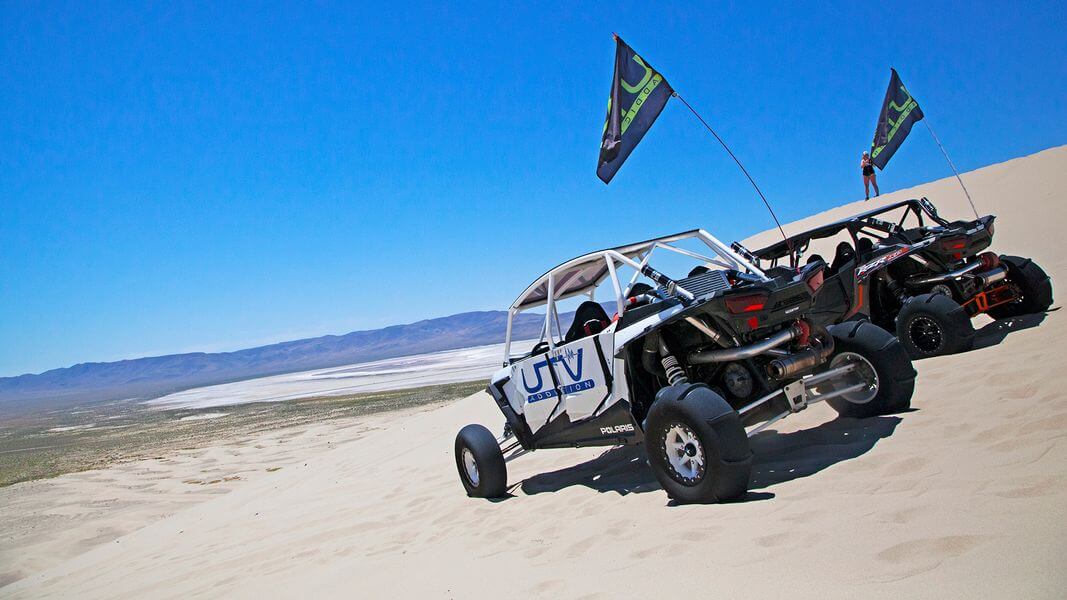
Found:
[661,354,688,386]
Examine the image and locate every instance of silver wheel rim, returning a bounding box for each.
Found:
[825,352,879,404]
[663,423,705,483]
[462,448,480,487]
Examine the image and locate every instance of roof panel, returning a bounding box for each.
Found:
[513,229,702,309]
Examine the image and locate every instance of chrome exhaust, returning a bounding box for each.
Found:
[907,260,984,286]
[978,266,1007,287]
[688,324,800,365]
[766,337,835,379]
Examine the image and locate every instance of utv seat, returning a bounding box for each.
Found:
[627,282,653,298]
[856,237,874,256]
[565,301,611,343]
[807,254,826,265]
[830,241,856,274]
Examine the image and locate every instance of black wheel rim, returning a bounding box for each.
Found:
[909,316,944,353]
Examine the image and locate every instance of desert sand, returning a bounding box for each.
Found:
[3,146,1066,599]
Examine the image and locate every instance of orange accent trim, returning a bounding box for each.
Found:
[962,284,1016,314]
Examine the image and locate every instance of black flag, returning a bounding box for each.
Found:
[597,37,673,184]
[870,68,924,170]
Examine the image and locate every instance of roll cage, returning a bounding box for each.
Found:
[502,229,769,363]
[751,198,951,268]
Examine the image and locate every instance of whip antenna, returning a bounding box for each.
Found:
[923,119,980,219]
[672,92,790,247]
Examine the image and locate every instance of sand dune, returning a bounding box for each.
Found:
[3,146,1066,598]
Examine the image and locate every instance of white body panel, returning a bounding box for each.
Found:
[505,325,618,433]
[611,303,688,355]
[558,327,614,422]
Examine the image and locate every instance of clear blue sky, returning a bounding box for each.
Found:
[2,1,1065,377]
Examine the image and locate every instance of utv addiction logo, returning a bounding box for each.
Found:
[521,348,595,403]
[870,68,925,170]
[597,36,673,183]
[603,56,664,141]
[871,85,919,162]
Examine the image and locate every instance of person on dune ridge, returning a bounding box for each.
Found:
[862,150,879,200]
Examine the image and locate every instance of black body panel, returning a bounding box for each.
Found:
[532,400,642,449]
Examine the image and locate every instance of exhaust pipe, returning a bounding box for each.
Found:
[766,337,835,379]
[908,260,983,286]
[978,266,1007,287]
[689,323,801,365]
[684,316,730,347]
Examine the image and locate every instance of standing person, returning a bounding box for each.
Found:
[861,151,879,200]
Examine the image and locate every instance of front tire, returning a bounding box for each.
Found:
[454,424,508,498]
[895,293,975,358]
[824,321,915,417]
[645,384,752,504]
[987,255,1053,319]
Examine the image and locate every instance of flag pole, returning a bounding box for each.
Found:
[923,119,980,219]
[671,91,791,248]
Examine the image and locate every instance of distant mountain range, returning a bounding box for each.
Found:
[0,307,603,416]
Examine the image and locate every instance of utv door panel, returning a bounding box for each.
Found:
[555,327,615,422]
[511,351,561,433]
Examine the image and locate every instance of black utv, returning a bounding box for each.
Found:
[747,198,1053,358]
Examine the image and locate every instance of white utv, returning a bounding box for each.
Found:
[455,230,915,504]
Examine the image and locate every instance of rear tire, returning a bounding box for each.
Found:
[645,384,752,504]
[895,293,975,358]
[987,255,1053,319]
[454,424,508,498]
[824,321,915,417]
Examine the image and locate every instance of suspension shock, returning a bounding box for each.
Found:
[657,334,689,386]
[642,331,689,386]
[660,354,688,386]
[879,270,908,304]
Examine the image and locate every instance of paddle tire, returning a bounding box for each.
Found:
[645,383,752,504]
[823,321,915,418]
[895,293,976,358]
[987,255,1053,319]
[454,424,507,498]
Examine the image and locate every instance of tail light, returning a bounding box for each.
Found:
[986,222,994,237]
[725,292,768,314]
[805,268,825,294]
[940,236,967,252]
[979,252,1000,270]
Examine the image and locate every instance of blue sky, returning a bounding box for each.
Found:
[2,1,1065,377]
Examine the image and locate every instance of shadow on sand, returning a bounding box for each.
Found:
[747,415,901,490]
[969,311,1049,352]
[517,414,903,502]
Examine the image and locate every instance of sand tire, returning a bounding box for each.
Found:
[455,424,507,498]
[645,384,751,504]
[988,255,1053,319]
[896,293,975,358]
[823,321,915,417]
